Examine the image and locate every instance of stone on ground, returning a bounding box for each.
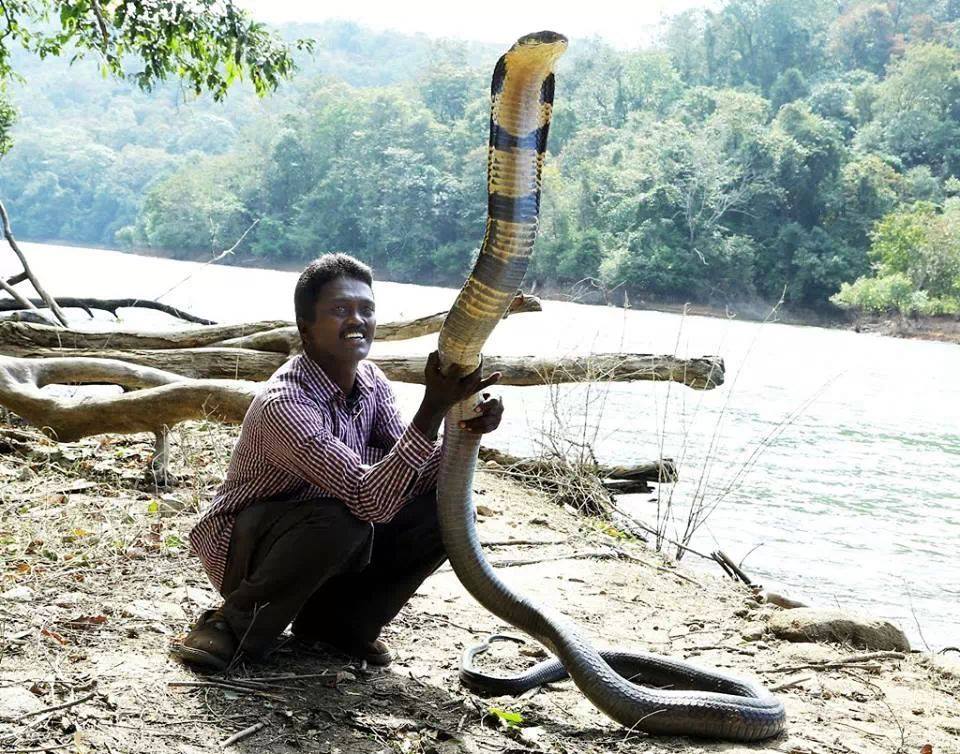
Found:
[767,607,910,651]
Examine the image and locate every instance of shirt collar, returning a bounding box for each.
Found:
[298,354,374,401]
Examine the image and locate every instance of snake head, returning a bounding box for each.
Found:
[515,31,568,49]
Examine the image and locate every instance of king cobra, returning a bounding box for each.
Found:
[433,31,786,741]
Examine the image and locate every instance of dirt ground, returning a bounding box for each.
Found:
[1,419,958,754]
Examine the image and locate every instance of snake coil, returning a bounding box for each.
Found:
[434,31,786,741]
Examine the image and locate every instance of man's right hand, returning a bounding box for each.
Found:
[413,351,501,440]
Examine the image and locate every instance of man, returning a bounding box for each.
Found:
[174,253,503,670]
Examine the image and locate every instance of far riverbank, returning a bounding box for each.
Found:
[15,237,960,346]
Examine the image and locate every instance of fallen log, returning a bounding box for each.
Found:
[0,346,288,381]
[0,292,541,353]
[478,446,678,485]
[375,353,724,390]
[0,320,292,351]
[0,347,724,389]
[0,354,255,443]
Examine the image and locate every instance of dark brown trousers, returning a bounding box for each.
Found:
[217,489,446,656]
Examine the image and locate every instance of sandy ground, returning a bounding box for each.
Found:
[1,420,959,754]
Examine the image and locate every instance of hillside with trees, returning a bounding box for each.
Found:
[2,2,960,316]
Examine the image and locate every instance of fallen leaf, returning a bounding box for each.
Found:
[920,745,933,754]
[41,627,69,645]
[488,707,524,728]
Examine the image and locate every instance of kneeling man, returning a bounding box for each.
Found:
[175,253,502,670]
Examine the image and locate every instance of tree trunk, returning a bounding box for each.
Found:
[0,347,724,389]
[478,446,678,484]
[0,354,255,442]
[0,292,542,353]
[0,320,292,351]
[373,353,724,390]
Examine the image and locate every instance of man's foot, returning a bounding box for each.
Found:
[299,634,393,666]
[170,609,238,671]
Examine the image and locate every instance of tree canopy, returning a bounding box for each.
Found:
[4,2,960,316]
[0,0,310,156]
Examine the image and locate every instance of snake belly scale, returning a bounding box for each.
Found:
[433,31,786,742]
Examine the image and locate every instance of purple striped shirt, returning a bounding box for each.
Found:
[189,354,441,591]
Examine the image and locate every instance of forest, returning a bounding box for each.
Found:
[2,1,960,316]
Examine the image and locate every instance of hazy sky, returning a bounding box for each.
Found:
[235,0,711,49]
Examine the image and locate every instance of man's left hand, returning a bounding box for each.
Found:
[457,392,504,434]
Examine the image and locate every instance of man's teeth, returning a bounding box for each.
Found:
[345,332,364,340]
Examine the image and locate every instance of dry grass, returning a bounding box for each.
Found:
[2,416,959,754]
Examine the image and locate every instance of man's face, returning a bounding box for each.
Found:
[298,276,377,367]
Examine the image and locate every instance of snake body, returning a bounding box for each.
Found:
[434,32,786,741]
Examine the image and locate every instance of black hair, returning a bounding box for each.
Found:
[294,253,374,322]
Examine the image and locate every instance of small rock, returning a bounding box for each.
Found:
[475,505,497,517]
[52,591,85,608]
[1,586,35,602]
[157,496,189,517]
[520,645,548,659]
[518,726,545,746]
[29,445,64,462]
[764,591,808,609]
[122,599,185,622]
[0,685,45,716]
[767,608,910,651]
[741,622,766,642]
[931,653,960,679]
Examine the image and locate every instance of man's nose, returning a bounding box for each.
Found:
[345,308,365,326]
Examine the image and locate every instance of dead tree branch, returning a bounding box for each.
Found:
[0,348,725,388]
[0,297,216,324]
[0,198,68,326]
[0,354,256,442]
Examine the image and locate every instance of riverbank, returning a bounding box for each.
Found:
[16,239,960,345]
[2,419,958,753]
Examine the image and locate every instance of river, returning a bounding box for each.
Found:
[7,241,960,651]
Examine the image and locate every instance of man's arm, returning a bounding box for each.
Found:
[259,396,435,524]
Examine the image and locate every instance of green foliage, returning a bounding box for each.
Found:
[831,272,927,313]
[0,95,14,157]
[864,43,960,173]
[829,3,896,74]
[770,68,810,111]
[0,0,305,100]
[837,200,960,314]
[7,0,960,315]
[869,203,937,273]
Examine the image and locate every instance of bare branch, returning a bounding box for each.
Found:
[0,198,69,326]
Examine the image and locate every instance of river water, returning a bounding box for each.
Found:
[7,242,960,650]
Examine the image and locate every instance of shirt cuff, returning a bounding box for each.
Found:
[394,423,438,469]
